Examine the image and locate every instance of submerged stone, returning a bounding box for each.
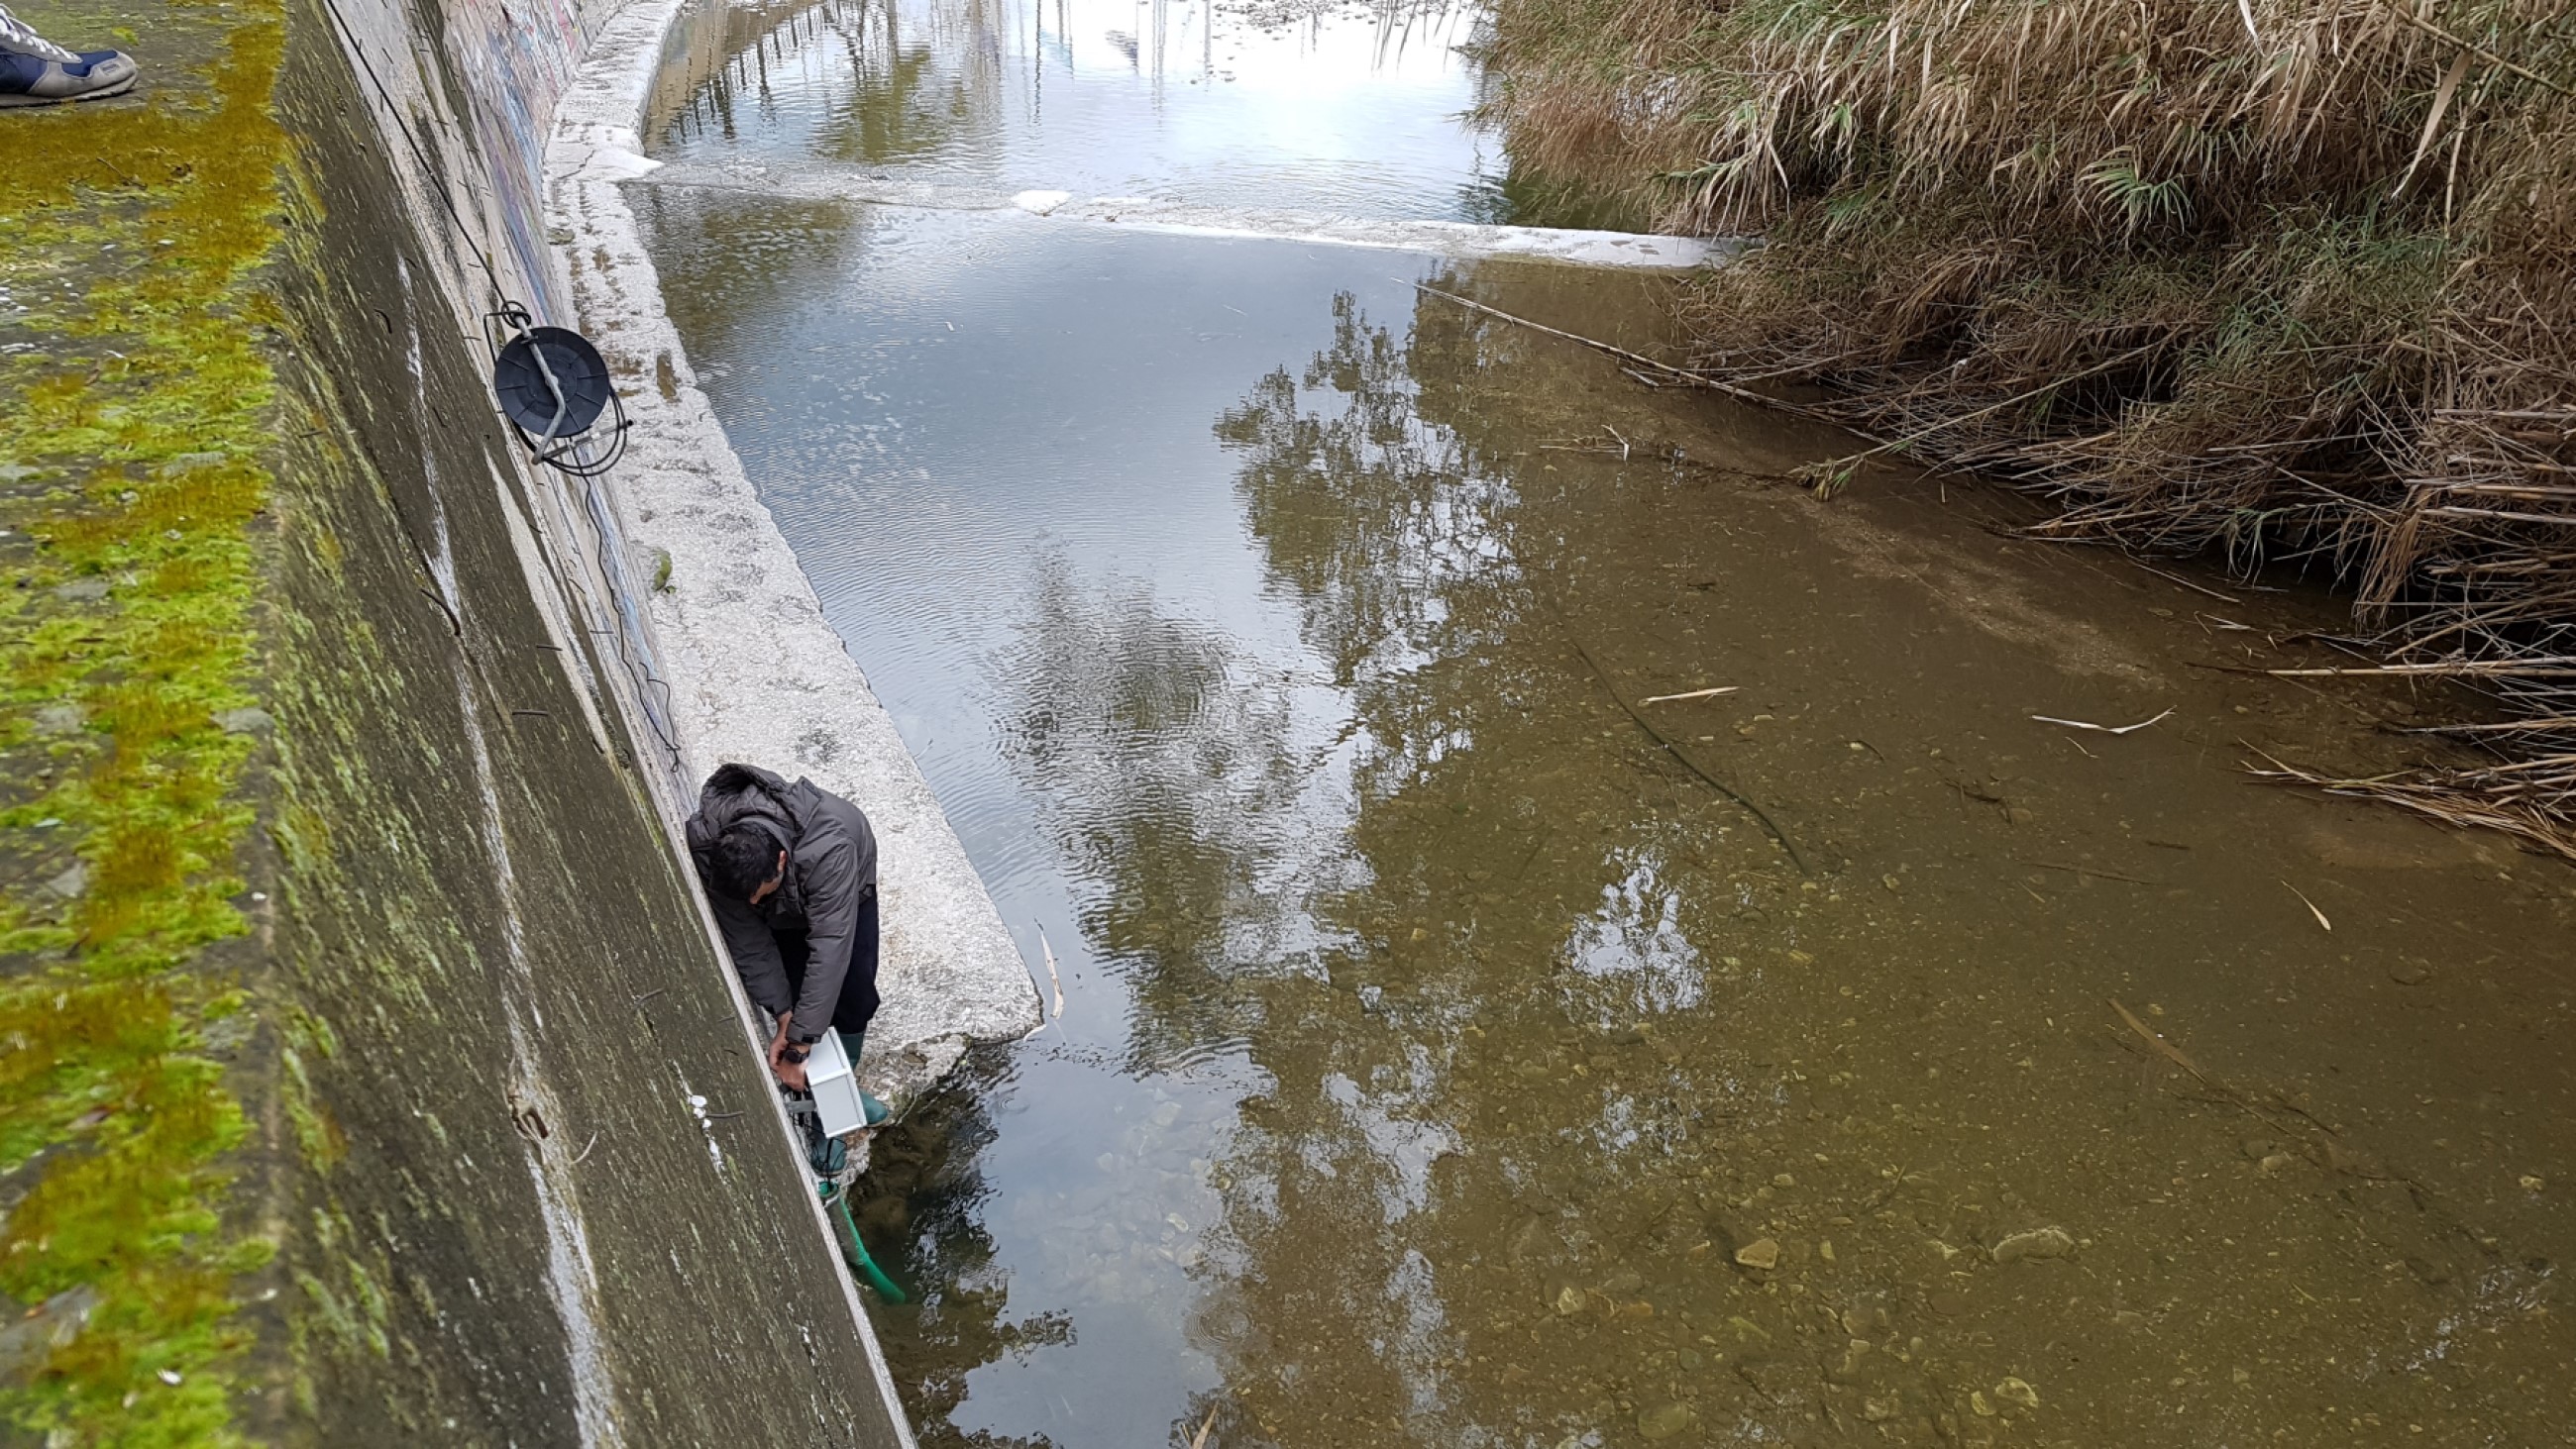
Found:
[1990,1226,2075,1264]
[1638,1402,1693,1439]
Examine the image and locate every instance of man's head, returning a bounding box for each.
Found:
[708,828,788,903]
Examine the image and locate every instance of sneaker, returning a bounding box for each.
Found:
[0,6,135,106]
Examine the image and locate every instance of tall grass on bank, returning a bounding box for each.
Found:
[1478,0,2576,854]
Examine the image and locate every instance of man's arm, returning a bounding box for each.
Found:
[787,835,861,1044]
[707,891,795,1020]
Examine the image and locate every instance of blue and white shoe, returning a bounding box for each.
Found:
[0,6,135,107]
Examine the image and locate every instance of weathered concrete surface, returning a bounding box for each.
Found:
[1,0,934,1439]
[546,0,1043,1112]
[240,6,918,1436]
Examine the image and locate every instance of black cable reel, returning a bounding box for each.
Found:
[487,301,629,477]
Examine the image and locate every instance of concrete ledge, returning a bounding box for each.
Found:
[546,0,1043,1110]
[637,161,1736,269]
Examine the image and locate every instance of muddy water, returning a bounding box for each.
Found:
[631,5,2576,1445]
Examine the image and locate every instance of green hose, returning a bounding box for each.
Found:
[826,1189,908,1303]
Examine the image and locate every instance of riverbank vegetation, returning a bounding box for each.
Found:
[1476,0,2576,854]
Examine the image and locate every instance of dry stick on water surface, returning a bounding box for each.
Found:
[1546,604,1808,873]
[2282,880,2334,932]
[1408,281,1842,424]
[2108,999,2332,1153]
[1020,928,1068,1041]
[2031,708,2175,735]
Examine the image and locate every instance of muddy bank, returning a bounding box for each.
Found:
[1476,0,2576,853]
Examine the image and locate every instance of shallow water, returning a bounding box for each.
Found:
[632,7,2576,1446]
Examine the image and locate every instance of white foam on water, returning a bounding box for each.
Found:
[639,161,1735,271]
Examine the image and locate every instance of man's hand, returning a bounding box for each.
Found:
[767,1012,807,1090]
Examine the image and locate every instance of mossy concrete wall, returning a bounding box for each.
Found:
[0,0,914,1442]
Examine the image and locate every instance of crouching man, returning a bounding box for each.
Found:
[686,763,889,1124]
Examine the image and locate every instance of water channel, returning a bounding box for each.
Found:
[628,3,2576,1444]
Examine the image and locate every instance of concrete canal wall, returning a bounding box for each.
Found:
[1,0,1029,1439]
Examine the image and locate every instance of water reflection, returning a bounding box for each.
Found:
[629,188,870,364]
[627,15,2576,1435]
[1177,285,1789,1444]
[646,0,1506,221]
[999,555,1343,1075]
[858,1058,1050,1443]
[833,265,2576,1447]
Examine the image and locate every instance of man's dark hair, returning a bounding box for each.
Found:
[707,828,783,901]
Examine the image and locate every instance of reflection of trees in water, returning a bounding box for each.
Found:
[653,0,1006,168]
[810,0,1007,167]
[853,1049,1070,1449]
[651,0,859,146]
[997,554,1342,1075]
[1185,280,1771,1442]
[631,188,868,367]
[902,277,1789,1444]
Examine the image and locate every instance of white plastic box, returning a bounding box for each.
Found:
[803,1029,867,1138]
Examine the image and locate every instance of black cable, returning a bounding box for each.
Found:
[313,0,689,777]
[313,0,498,283]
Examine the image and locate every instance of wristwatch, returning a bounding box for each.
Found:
[781,1044,809,1066]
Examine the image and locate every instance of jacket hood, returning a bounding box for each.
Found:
[688,763,801,875]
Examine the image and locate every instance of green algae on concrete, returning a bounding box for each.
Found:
[0,2,292,1441]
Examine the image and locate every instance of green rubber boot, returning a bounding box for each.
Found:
[836,1028,892,1126]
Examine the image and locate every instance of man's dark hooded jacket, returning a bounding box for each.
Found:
[685,763,879,1045]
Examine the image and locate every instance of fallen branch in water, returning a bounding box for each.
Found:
[2032,708,2173,735]
[1550,610,1807,873]
[1793,347,2160,496]
[2267,657,2576,678]
[1641,685,1739,704]
[1409,281,1838,424]
[2019,860,2158,885]
[2247,748,2576,861]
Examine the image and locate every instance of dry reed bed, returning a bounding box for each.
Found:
[1478,0,2576,855]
